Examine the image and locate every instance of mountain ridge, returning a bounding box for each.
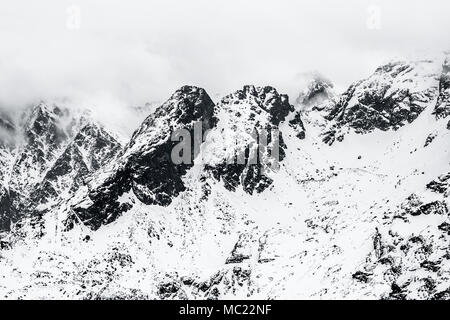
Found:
[0,56,449,299]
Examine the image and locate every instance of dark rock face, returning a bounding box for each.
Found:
[126,86,216,205]
[334,85,419,131]
[226,85,292,125]
[424,133,437,147]
[206,163,274,194]
[401,193,448,216]
[68,86,217,230]
[288,112,306,139]
[322,61,439,144]
[204,86,295,195]
[225,233,255,264]
[438,222,450,233]
[433,58,450,119]
[0,116,14,184]
[0,187,19,231]
[352,271,372,283]
[387,283,407,300]
[409,201,448,216]
[426,173,450,196]
[0,113,17,230]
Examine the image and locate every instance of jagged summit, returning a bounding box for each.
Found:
[128,85,216,151]
[223,85,293,125]
[200,85,303,194]
[30,121,122,211]
[67,85,217,230]
[296,74,335,109]
[9,103,75,196]
[322,59,441,144]
[0,102,121,232]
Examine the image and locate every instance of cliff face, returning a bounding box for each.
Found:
[434,58,450,119]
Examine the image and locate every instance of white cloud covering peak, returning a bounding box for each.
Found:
[0,0,449,111]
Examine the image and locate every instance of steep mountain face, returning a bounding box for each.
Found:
[0,188,17,232]
[0,113,16,231]
[0,57,449,300]
[66,86,217,230]
[295,76,337,132]
[0,114,19,231]
[30,122,122,211]
[0,104,122,233]
[323,60,440,144]
[9,104,74,200]
[434,58,450,120]
[202,85,303,195]
[1,103,84,233]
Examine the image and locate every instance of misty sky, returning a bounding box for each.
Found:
[1,0,449,111]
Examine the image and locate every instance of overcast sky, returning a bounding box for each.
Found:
[0,0,449,112]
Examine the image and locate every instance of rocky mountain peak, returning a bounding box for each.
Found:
[67,86,217,230]
[29,120,122,213]
[224,85,293,126]
[0,103,100,232]
[200,85,301,195]
[20,103,73,155]
[322,59,440,144]
[128,85,216,151]
[9,103,75,193]
[296,75,335,108]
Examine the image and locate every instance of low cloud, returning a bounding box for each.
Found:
[0,0,449,115]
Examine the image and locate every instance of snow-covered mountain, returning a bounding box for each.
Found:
[296,73,336,109]
[322,59,441,145]
[0,56,449,300]
[0,103,122,234]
